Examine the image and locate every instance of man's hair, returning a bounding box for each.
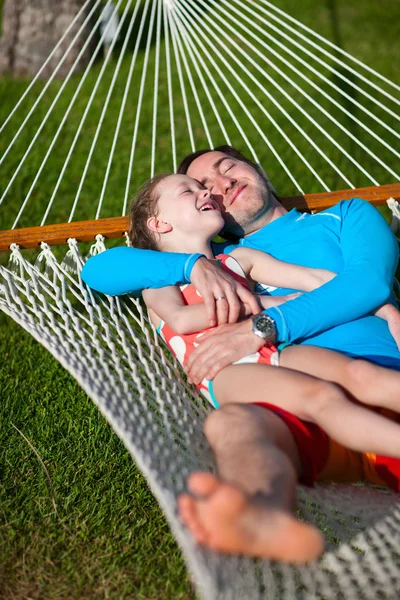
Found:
[177,144,268,184]
[128,173,170,251]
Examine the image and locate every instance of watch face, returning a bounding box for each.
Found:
[252,314,276,342]
[256,315,272,333]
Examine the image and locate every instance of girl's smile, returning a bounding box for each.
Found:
[145,174,225,258]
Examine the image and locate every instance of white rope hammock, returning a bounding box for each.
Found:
[1,1,400,598]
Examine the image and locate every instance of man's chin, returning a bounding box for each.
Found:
[222,213,247,237]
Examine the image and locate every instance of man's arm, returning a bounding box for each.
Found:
[81,246,203,295]
[81,246,260,325]
[184,199,399,384]
[265,199,399,343]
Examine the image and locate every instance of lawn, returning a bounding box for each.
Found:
[0,0,399,598]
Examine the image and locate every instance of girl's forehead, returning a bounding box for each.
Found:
[160,174,198,194]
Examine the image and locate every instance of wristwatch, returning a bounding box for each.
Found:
[251,313,276,344]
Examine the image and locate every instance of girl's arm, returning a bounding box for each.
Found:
[143,286,246,335]
[231,247,336,291]
[258,293,301,309]
[144,285,300,335]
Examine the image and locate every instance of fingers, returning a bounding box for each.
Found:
[238,286,261,315]
[202,290,217,327]
[186,328,236,383]
[187,346,231,384]
[203,288,230,326]
[216,296,230,325]
[185,320,261,383]
[202,285,234,327]
[224,289,241,324]
[190,258,249,326]
[186,336,216,381]
[206,286,241,326]
[213,279,243,325]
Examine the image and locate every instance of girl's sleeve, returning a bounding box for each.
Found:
[81,246,204,296]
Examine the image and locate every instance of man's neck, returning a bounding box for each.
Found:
[244,200,287,237]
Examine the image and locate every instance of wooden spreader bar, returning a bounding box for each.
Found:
[1,182,399,252]
[0,216,129,252]
[281,182,400,212]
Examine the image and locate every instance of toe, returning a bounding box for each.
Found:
[187,472,220,497]
[178,494,209,544]
[210,483,248,516]
[178,494,197,525]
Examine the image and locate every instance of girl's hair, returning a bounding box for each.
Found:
[128,173,170,251]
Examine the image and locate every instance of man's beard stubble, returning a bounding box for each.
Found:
[222,174,271,238]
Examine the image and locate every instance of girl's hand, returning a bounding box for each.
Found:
[374,303,400,351]
[259,292,302,310]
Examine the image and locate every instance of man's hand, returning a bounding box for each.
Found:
[190,257,260,326]
[185,318,266,384]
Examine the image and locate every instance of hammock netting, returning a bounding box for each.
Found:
[1,1,400,598]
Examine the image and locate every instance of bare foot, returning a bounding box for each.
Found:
[178,472,324,563]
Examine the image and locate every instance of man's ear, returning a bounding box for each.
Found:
[147,216,173,234]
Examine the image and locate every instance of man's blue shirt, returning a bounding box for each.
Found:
[81,199,400,362]
[216,199,399,359]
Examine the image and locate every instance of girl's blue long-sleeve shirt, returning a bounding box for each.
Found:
[81,199,400,360]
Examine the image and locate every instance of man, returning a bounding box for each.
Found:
[82,145,400,563]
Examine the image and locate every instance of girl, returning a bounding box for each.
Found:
[129,172,400,459]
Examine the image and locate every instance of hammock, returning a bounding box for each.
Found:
[1,0,400,598]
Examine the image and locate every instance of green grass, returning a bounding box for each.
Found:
[0,0,399,598]
[0,313,195,600]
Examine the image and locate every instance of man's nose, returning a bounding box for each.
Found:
[214,174,237,196]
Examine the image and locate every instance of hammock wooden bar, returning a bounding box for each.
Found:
[1,182,399,252]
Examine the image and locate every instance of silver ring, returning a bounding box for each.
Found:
[215,296,227,301]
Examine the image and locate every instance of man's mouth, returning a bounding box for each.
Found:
[229,185,247,206]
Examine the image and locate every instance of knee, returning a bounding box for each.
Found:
[345,358,377,388]
[204,404,273,449]
[301,380,345,419]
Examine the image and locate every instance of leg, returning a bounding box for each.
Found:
[212,363,400,457]
[281,345,400,411]
[178,404,324,562]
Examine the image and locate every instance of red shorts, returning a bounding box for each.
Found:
[254,402,400,492]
